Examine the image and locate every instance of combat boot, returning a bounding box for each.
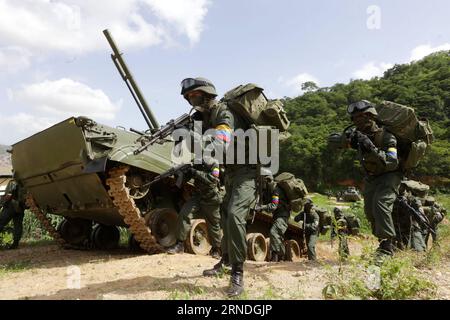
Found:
[203,254,230,277]
[166,241,184,254]
[209,247,222,259]
[226,263,244,297]
[373,239,393,266]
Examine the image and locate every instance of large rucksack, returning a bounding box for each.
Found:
[221,83,290,132]
[274,172,308,212]
[316,208,332,235]
[344,213,361,235]
[375,101,434,171]
[400,180,430,198]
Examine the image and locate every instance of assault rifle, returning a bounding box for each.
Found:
[396,196,436,236]
[134,113,192,155]
[147,163,193,188]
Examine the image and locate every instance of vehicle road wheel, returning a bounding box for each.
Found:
[92,224,120,250]
[246,233,267,262]
[58,218,92,246]
[185,219,211,255]
[149,208,178,248]
[285,239,301,262]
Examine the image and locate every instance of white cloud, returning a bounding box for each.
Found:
[10,78,121,120]
[0,113,56,144]
[281,73,320,95]
[409,43,450,62]
[352,61,393,80]
[0,46,32,73]
[0,0,211,54]
[144,0,210,44]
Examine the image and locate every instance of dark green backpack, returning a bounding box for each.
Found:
[221,83,290,132]
[344,213,361,235]
[316,208,332,235]
[274,172,308,212]
[375,101,434,170]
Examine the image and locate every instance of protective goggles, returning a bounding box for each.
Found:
[347,100,374,114]
[180,78,215,95]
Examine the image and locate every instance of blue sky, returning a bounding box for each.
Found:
[0,0,449,145]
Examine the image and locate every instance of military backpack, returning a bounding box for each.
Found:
[344,213,361,235]
[221,83,290,132]
[274,172,307,212]
[316,208,332,235]
[375,101,434,171]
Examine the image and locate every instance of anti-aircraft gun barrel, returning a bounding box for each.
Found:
[103,29,160,130]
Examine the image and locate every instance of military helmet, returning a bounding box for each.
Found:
[347,100,378,117]
[180,77,217,97]
[333,207,343,218]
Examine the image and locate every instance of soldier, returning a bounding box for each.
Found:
[394,192,427,252]
[346,100,403,263]
[423,200,446,246]
[294,198,319,260]
[331,207,350,260]
[166,163,222,259]
[255,172,290,262]
[0,179,26,249]
[180,77,257,297]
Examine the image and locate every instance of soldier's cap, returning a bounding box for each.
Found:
[347,100,378,117]
[180,77,217,97]
[304,198,313,205]
[333,207,342,213]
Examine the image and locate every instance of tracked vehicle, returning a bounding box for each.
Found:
[11,30,304,261]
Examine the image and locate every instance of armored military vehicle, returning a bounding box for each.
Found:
[341,186,362,202]
[11,30,304,261]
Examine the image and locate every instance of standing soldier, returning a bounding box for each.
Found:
[331,207,350,260]
[422,198,446,246]
[294,198,319,260]
[0,178,26,249]
[180,77,257,297]
[166,163,222,259]
[255,173,290,262]
[346,100,403,263]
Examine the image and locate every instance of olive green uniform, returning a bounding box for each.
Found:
[0,180,26,247]
[295,207,319,260]
[207,102,257,265]
[356,128,402,242]
[261,186,290,257]
[423,203,446,245]
[392,194,427,251]
[176,168,222,248]
[331,216,350,259]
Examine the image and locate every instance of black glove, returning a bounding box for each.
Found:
[356,132,376,152]
[294,213,301,222]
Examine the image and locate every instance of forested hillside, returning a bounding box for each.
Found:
[280,51,450,191]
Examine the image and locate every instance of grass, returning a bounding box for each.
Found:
[0,261,32,277]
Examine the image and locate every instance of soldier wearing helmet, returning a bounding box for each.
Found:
[294,198,319,260]
[331,207,350,260]
[180,77,257,298]
[347,100,403,264]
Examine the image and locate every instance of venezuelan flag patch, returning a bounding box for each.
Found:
[272,195,280,205]
[212,167,220,178]
[387,147,397,157]
[215,124,232,143]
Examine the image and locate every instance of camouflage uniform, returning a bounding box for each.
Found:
[348,101,403,258]
[259,185,290,261]
[0,180,26,249]
[172,166,222,254]
[295,202,319,260]
[422,201,446,246]
[331,208,350,259]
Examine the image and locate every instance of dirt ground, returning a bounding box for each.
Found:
[0,239,449,300]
